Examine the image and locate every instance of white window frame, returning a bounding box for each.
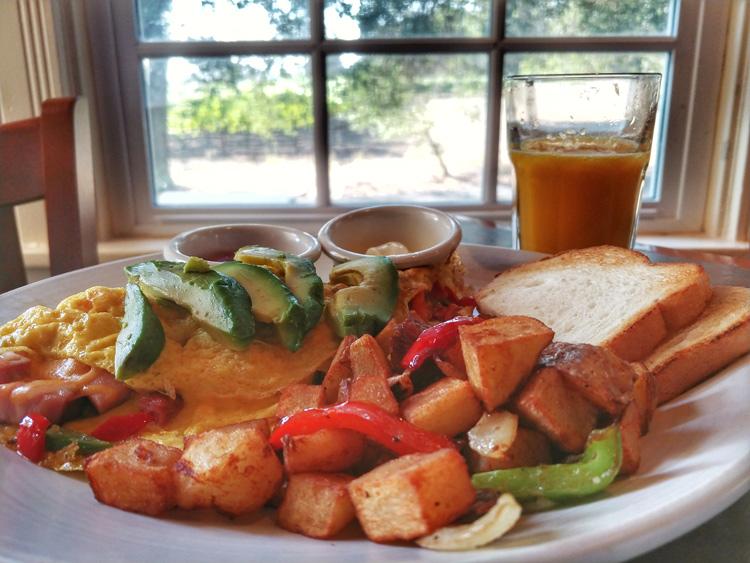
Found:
[80,0,731,238]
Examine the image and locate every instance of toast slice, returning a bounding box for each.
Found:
[644,285,750,404]
[477,246,711,361]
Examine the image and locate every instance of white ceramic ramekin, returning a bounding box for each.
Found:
[164,223,321,264]
[318,205,462,269]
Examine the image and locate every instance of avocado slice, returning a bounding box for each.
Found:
[213,261,307,351]
[234,246,324,332]
[327,256,398,337]
[114,282,166,380]
[126,260,254,350]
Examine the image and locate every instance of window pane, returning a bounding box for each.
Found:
[324,0,491,39]
[137,0,309,42]
[327,54,488,205]
[499,52,670,204]
[143,56,315,207]
[505,0,676,37]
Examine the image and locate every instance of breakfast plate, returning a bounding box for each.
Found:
[0,244,747,563]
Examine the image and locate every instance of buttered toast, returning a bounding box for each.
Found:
[644,285,750,404]
[477,246,712,361]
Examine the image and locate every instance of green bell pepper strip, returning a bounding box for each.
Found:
[471,425,622,502]
[45,426,112,456]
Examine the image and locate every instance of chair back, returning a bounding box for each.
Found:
[0,97,97,293]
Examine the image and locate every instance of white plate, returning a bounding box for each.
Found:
[0,244,748,563]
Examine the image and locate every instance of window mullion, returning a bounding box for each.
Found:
[500,36,678,51]
[311,0,330,207]
[482,0,505,205]
[136,40,314,57]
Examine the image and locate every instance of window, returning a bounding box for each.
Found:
[86,0,729,236]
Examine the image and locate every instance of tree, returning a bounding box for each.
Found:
[504,0,671,37]
[139,0,671,190]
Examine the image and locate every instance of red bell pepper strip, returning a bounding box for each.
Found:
[401,315,483,370]
[90,412,152,442]
[456,295,478,308]
[431,284,477,309]
[16,412,51,463]
[269,401,456,456]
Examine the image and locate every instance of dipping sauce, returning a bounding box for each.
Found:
[366,242,411,256]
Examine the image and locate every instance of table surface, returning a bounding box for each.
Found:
[456,217,750,563]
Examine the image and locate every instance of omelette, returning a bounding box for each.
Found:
[0,285,339,445]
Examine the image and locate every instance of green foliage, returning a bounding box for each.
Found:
[155,0,670,140]
[505,0,672,37]
[331,0,489,37]
[328,55,486,138]
[168,80,313,137]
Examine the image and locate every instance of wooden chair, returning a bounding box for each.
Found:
[0,97,98,293]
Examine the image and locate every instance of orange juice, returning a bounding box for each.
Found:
[510,138,650,254]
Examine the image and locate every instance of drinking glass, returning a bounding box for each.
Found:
[505,73,661,254]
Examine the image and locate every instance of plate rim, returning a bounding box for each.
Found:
[0,243,748,563]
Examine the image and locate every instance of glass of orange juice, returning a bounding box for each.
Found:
[505,73,661,254]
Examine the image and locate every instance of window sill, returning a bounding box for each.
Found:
[21,233,749,271]
[636,235,750,255]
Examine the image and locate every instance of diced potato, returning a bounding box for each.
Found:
[245,417,273,438]
[439,341,467,378]
[85,438,182,516]
[631,363,657,435]
[337,377,351,403]
[539,342,636,416]
[460,316,554,411]
[514,367,599,453]
[375,317,398,361]
[219,418,274,438]
[283,428,365,474]
[350,441,396,475]
[347,373,400,415]
[349,334,391,380]
[618,401,642,476]
[277,473,356,538]
[322,336,355,403]
[468,427,552,472]
[434,357,467,380]
[276,383,325,418]
[348,448,475,542]
[387,372,414,401]
[401,377,482,436]
[173,424,282,516]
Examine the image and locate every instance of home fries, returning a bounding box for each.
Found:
[0,245,748,550]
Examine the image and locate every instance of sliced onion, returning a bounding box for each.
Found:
[416,493,522,551]
[467,411,518,459]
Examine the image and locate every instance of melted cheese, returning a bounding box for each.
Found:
[1,285,339,439]
[126,322,338,435]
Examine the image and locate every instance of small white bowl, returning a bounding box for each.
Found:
[318,205,462,269]
[164,224,321,264]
